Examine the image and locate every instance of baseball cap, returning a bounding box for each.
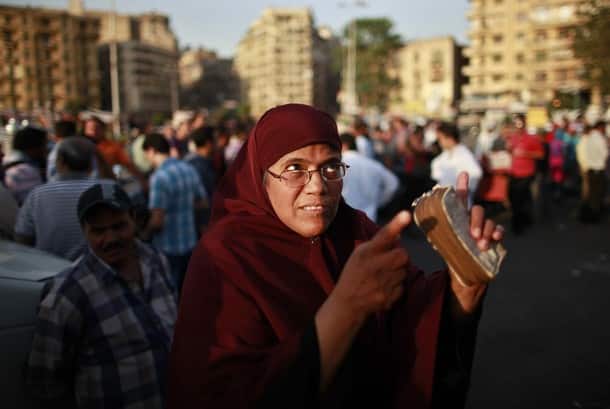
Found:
[77,183,132,223]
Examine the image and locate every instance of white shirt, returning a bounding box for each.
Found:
[431,143,482,198]
[341,150,400,222]
[576,131,608,171]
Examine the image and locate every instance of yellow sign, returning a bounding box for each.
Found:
[526,107,549,128]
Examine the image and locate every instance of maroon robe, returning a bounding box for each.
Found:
[168,104,449,408]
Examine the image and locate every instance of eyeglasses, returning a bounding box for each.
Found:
[266,162,349,188]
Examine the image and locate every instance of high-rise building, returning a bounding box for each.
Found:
[462,0,588,113]
[389,36,467,119]
[0,5,101,112]
[235,8,335,118]
[179,48,240,110]
[93,10,179,117]
[0,2,179,118]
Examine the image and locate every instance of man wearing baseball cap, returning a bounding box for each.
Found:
[26,183,177,409]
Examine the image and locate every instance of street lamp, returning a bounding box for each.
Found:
[109,0,121,137]
[338,0,367,115]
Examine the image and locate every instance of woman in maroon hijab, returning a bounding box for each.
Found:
[168,104,503,408]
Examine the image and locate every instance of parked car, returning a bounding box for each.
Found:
[0,239,71,409]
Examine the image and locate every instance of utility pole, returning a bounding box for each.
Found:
[338,1,367,116]
[109,0,121,137]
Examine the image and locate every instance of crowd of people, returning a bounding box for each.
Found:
[0,102,607,408]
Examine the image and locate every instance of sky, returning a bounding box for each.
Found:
[7,0,470,57]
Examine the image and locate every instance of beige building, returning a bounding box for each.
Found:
[0,1,178,117]
[390,36,466,119]
[0,5,101,112]
[235,8,335,118]
[462,0,587,113]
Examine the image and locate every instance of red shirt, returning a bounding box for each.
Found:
[509,131,543,178]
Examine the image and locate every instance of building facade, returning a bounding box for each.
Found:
[462,0,587,113]
[389,36,467,119]
[0,5,101,112]
[0,2,179,118]
[94,10,179,117]
[235,8,335,118]
[179,48,240,110]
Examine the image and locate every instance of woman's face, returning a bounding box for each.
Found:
[265,143,342,238]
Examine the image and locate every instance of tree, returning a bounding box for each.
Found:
[573,0,610,101]
[343,18,402,111]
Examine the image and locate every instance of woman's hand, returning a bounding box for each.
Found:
[330,211,412,322]
[315,211,412,390]
[449,172,505,317]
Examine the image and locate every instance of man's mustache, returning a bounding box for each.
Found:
[102,241,123,252]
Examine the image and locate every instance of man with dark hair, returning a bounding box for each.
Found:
[340,132,399,223]
[185,126,217,198]
[431,121,482,204]
[84,116,146,185]
[577,121,608,223]
[185,126,216,229]
[507,115,544,234]
[46,119,77,181]
[26,183,177,408]
[353,117,375,158]
[15,137,106,260]
[142,133,207,292]
[2,126,47,204]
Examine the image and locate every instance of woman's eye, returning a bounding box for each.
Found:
[285,164,303,172]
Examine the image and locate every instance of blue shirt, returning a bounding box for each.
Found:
[149,158,206,254]
[26,242,178,408]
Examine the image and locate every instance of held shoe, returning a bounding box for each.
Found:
[412,185,507,287]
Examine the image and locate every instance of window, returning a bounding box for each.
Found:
[515,53,525,64]
[558,28,571,39]
[492,54,502,63]
[492,34,503,43]
[516,12,528,22]
[516,32,525,41]
[556,69,568,81]
[535,51,547,62]
[492,74,504,82]
[535,30,547,41]
[535,71,547,81]
[515,73,524,81]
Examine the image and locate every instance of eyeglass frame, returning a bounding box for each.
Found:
[266,162,350,188]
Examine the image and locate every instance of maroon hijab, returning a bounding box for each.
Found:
[168,104,447,408]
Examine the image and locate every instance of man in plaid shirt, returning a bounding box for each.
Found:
[26,183,178,408]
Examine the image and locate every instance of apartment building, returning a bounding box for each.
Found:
[235,8,334,118]
[0,1,179,117]
[93,9,179,117]
[390,36,467,119]
[462,0,587,113]
[0,5,100,112]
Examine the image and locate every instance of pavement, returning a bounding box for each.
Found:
[399,197,610,409]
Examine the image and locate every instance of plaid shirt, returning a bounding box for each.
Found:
[149,158,206,255]
[27,241,178,409]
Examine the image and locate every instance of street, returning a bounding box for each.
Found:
[401,198,610,409]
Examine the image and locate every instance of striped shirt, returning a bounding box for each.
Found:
[14,175,115,261]
[27,241,178,409]
[149,158,206,255]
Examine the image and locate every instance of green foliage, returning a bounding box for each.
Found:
[342,18,402,110]
[573,0,610,98]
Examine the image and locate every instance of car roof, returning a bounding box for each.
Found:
[0,240,72,281]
